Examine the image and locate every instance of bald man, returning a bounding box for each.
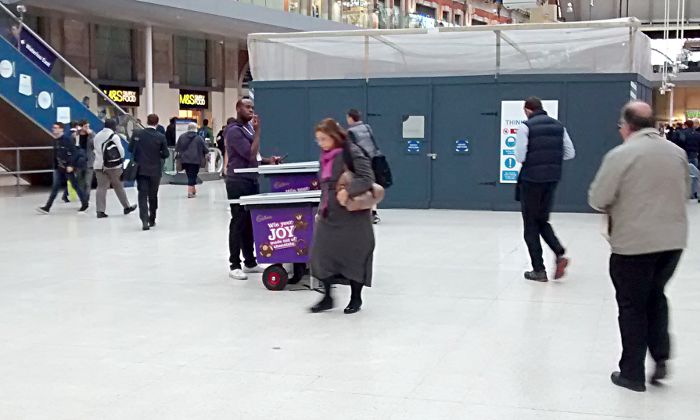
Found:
[589,101,689,392]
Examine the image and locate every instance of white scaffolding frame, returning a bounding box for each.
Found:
[249,18,652,82]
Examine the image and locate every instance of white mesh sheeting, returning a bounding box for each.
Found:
[249,19,652,81]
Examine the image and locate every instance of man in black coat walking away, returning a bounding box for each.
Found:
[129,114,170,231]
[515,97,576,282]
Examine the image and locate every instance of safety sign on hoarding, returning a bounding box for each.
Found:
[499,100,559,184]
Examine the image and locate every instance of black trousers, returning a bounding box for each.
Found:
[182,163,200,187]
[226,177,259,270]
[610,250,682,382]
[520,181,565,271]
[137,175,161,223]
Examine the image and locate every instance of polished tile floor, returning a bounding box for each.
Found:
[1,182,699,420]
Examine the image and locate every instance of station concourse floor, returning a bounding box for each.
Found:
[1,181,699,420]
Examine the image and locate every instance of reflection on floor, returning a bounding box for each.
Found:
[1,181,699,419]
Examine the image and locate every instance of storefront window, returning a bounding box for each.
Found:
[95,25,133,81]
[174,36,207,87]
[341,0,370,27]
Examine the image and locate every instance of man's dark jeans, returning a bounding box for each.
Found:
[520,181,565,272]
[226,176,259,270]
[610,250,682,383]
[46,169,87,209]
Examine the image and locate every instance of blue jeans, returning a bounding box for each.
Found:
[46,169,87,209]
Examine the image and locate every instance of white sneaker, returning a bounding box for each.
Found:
[243,265,265,274]
[229,269,248,280]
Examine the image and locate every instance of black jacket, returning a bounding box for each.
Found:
[129,127,170,177]
[520,110,565,183]
[165,123,177,147]
[682,128,700,157]
[53,132,79,171]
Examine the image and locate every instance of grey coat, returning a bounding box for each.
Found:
[176,132,208,165]
[310,144,376,286]
[348,121,380,158]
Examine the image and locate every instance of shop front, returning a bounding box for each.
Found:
[99,84,140,119]
[178,89,209,127]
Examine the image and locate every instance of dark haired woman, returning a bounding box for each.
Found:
[310,118,376,314]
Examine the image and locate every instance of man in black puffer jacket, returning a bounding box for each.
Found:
[515,97,576,282]
[37,122,89,214]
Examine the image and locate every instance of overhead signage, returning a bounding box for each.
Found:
[100,85,140,107]
[18,28,57,75]
[500,100,559,184]
[179,89,209,109]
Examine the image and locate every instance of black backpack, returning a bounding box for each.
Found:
[102,133,124,169]
[347,126,393,189]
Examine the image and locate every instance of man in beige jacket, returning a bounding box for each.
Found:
[589,101,689,392]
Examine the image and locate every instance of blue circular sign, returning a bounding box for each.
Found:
[505,157,516,169]
[505,136,516,147]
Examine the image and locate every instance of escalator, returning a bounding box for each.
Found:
[0,3,135,185]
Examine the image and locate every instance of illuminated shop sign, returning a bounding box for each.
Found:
[179,90,209,109]
[100,85,140,107]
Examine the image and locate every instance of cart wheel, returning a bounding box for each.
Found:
[263,265,288,291]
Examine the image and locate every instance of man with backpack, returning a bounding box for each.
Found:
[346,109,392,224]
[93,119,137,219]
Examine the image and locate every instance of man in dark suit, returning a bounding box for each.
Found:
[129,114,170,231]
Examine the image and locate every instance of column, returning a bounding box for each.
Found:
[145,25,154,115]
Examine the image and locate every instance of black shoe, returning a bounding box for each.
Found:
[124,205,137,215]
[62,196,70,203]
[142,221,150,231]
[372,214,381,224]
[310,296,334,313]
[344,299,362,314]
[96,212,108,219]
[78,203,89,212]
[36,206,50,215]
[651,361,668,385]
[148,219,156,227]
[611,372,646,392]
[524,270,548,282]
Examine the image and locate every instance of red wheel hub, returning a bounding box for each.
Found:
[268,272,280,286]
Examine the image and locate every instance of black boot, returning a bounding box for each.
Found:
[345,282,363,314]
[148,212,156,227]
[310,279,334,313]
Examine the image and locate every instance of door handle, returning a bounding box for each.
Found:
[427,153,438,160]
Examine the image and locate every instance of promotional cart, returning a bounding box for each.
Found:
[233,190,321,291]
[234,161,319,193]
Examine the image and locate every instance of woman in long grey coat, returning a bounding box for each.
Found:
[310,118,376,314]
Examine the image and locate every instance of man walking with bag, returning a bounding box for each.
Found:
[129,114,169,231]
[346,109,392,224]
[93,119,137,218]
[37,122,89,214]
[589,101,688,392]
[515,97,575,282]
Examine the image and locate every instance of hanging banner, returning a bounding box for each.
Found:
[500,100,559,184]
[18,28,57,74]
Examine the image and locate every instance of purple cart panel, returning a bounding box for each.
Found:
[268,173,320,193]
[250,206,315,264]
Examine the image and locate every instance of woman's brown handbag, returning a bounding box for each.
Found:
[336,171,385,211]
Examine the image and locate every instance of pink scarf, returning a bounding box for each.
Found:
[319,148,343,217]
[320,148,342,180]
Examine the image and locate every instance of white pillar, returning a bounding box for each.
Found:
[145,25,154,115]
[669,88,675,123]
